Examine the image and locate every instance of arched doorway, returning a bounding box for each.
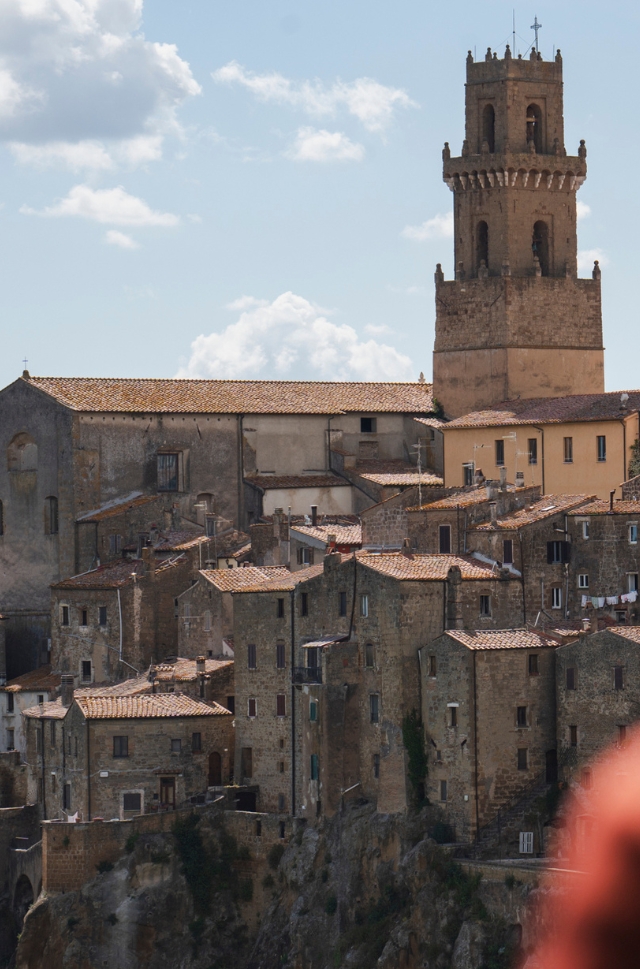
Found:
[208,751,222,786]
[13,875,34,930]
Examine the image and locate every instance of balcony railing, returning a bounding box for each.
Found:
[293,667,322,685]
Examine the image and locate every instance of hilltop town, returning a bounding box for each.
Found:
[1,42,638,969]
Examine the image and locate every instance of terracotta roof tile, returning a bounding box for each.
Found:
[3,665,60,694]
[246,474,350,490]
[356,552,500,581]
[609,626,640,645]
[23,698,68,719]
[27,376,433,415]
[471,495,593,531]
[408,488,494,512]
[444,392,640,430]
[231,563,326,593]
[445,628,557,650]
[291,523,362,546]
[52,559,146,590]
[200,566,290,592]
[75,693,230,719]
[568,500,640,516]
[77,492,159,523]
[354,461,443,487]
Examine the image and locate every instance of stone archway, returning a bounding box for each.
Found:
[13,874,34,930]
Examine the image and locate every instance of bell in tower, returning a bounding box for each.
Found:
[432,46,604,418]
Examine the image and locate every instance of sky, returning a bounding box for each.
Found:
[0,0,637,390]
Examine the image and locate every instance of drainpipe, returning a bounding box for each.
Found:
[238,414,245,530]
[41,719,47,821]
[117,588,123,665]
[473,652,479,840]
[290,589,296,817]
[533,427,545,494]
[622,417,627,487]
[86,718,91,821]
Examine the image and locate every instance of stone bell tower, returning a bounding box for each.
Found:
[433,46,604,418]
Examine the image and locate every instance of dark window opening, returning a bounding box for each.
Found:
[429,655,437,677]
[226,695,235,715]
[123,792,141,813]
[564,437,573,463]
[98,606,107,626]
[528,438,538,465]
[360,417,377,433]
[247,644,257,669]
[517,706,527,727]
[463,463,474,487]
[438,524,451,554]
[157,453,179,491]
[310,753,319,780]
[364,642,375,668]
[526,103,543,152]
[276,640,285,669]
[440,779,447,802]
[476,220,489,273]
[63,783,71,810]
[614,665,624,691]
[373,753,380,779]
[495,439,505,467]
[50,720,56,745]
[339,591,347,617]
[276,694,286,717]
[300,592,309,616]
[503,539,513,565]
[171,738,182,753]
[370,694,380,723]
[113,735,128,758]
[81,661,91,682]
[248,697,257,718]
[532,220,549,275]
[277,598,285,619]
[480,595,491,617]
[482,103,495,152]
[517,748,528,771]
[80,609,88,627]
[570,725,578,747]
[529,654,539,676]
[449,706,458,727]
[61,605,69,626]
[547,541,570,564]
[44,497,58,535]
[597,435,607,462]
[566,667,576,690]
[7,693,14,713]
[192,732,202,752]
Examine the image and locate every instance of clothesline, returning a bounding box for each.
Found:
[581,591,638,609]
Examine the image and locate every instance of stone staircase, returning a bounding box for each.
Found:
[471,771,553,859]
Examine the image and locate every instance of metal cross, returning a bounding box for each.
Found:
[22,357,28,370]
[530,16,542,52]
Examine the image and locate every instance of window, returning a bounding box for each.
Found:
[98,606,107,627]
[80,609,88,627]
[360,594,369,617]
[438,524,451,554]
[597,436,606,462]
[278,794,286,812]
[551,587,562,610]
[339,591,347,617]
[171,739,181,753]
[37,695,44,705]
[7,433,37,472]
[276,694,286,717]
[309,700,318,722]
[528,438,538,465]
[277,598,285,619]
[204,611,211,632]
[297,546,314,566]
[192,732,202,752]
[503,539,513,565]
[63,783,71,810]
[247,644,257,669]
[428,655,437,677]
[547,541,570,564]
[370,694,380,723]
[157,452,179,491]
[113,736,129,758]
[6,728,14,750]
[526,103,543,152]
[582,520,590,540]
[629,524,638,545]
[532,219,549,275]
[248,697,257,718]
[364,642,375,668]
[578,574,589,589]
[566,667,576,690]
[279,761,285,773]
[476,220,489,270]
[614,666,624,691]
[481,103,495,152]
[562,437,574,464]
[463,463,474,487]
[373,753,380,779]
[50,720,56,745]
[300,592,309,617]
[440,780,447,802]
[570,725,578,747]
[449,706,458,728]
[618,725,627,747]
[517,706,527,727]
[61,605,69,626]
[629,574,639,593]
[123,792,141,813]
[581,768,592,790]
[44,496,58,535]
[517,748,528,771]
[495,439,505,467]
[109,534,122,555]
[276,641,285,669]
[306,647,319,670]
[360,417,377,433]
[528,654,539,676]
[7,693,14,713]
[226,696,235,715]
[310,754,319,780]
[81,661,92,682]
[480,595,491,617]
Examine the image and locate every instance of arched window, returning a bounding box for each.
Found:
[532,221,550,276]
[476,221,489,273]
[482,103,495,152]
[44,496,58,535]
[526,103,543,153]
[7,433,37,471]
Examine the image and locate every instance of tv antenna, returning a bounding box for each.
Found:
[530,15,542,52]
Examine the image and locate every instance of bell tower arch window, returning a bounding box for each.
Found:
[532,221,550,276]
[526,104,543,153]
[476,221,489,274]
[482,103,495,152]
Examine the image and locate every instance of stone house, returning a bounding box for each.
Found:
[420,628,562,841]
[360,485,454,550]
[289,520,362,571]
[556,626,640,786]
[176,566,290,659]
[1,665,60,759]
[0,373,433,677]
[50,552,191,685]
[23,680,233,820]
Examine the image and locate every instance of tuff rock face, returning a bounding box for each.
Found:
[16,804,535,969]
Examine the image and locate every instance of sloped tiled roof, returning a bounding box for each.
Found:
[356,552,499,581]
[153,658,234,682]
[23,698,68,719]
[77,492,159,523]
[568,500,640,516]
[3,665,60,694]
[246,474,350,490]
[471,495,593,531]
[291,523,362,546]
[52,560,146,589]
[231,563,326,593]
[75,693,230,719]
[408,488,493,512]
[200,566,290,592]
[26,376,433,415]
[444,392,640,430]
[609,626,640,645]
[445,628,558,650]
[354,461,443,487]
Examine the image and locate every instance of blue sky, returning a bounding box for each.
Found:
[0,0,636,390]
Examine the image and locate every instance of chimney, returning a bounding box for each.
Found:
[196,656,206,674]
[489,501,497,522]
[311,505,318,527]
[499,467,507,491]
[61,675,74,708]
[142,545,155,578]
[402,537,413,558]
[582,618,591,633]
[609,490,616,513]
[327,533,336,551]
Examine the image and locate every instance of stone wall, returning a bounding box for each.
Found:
[0,751,28,807]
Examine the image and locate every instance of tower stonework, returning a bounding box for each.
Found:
[433,47,604,418]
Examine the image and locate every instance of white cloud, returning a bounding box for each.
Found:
[21,184,179,226]
[576,200,591,221]
[365,323,392,335]
[402,212,453,242]
[178,292,414,381]
[105,229,139,249]
[0,1,200,168]
[212,61,416,133]
[578,248,608,274]
[286,127,364,162]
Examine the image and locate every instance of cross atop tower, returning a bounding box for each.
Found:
[530,16,542,52]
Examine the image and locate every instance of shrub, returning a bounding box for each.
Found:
[262,873,275,889]
[267,843,285,870]
[325,894,338,915]
[96,860,113,874]
[402,710,428,806]
[172,814,213,914]
[238,878,253,902]
[124,833,139,854]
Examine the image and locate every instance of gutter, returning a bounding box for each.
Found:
[533,426,545,494]
[473,651,480,840]
[290,589,296,817]
[238,414,245,530]
[86,718,91,821]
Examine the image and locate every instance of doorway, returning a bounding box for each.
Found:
[208,751,222,786]
[159,776,176,809]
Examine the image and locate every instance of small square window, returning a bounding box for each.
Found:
[277,598,285,619]
[98,606,107,626]
[192,732,202,752]
[361,594,369,618]
[339,591,347,617]
[276,694,286,717]
[495,439,505,467]
[360,417,376,433]
[569,725,578,747]
[373,753,380,779]
[171,738,182,753]
[248,697,257,718]
[517,706,527,727]
[61,605,69,626]
[629,524,638,545]
[81,660,92,682]
[123,792,141,813]
[440,780,447,802]
[113,735,128,758]
[429,655,436,677]
[578,574,589,589]
[566,667,576,690]
[247,644,257,669]
[597,435,606,462]
[480,595,491,617]
[370,694,380,723]
[528,654,539,676]
[364,643,375,668]
[309,701,318,722]
[517,748,528,771]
